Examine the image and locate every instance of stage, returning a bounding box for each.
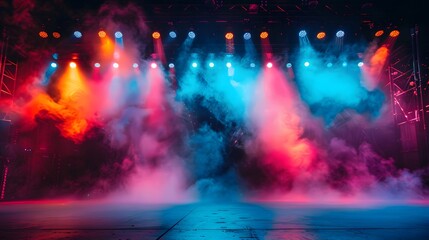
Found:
[1,199,429,240]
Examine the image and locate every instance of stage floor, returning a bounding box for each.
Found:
[1,199,429,239]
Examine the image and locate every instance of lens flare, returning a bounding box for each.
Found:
[152,31,161,39]
[375,30,384,37]
[39,31,48,38]
[316,31,326,39]
[74,31,82,38]
[169,31,177,38]
[389,30,400,37]
[336,30,345,38]
[115,31,123,38]
[188,31,196,39]
[98,30,106,38]
[225,32,234,40]
[243,32,251,40]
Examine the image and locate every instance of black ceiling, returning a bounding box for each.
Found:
[0,0,427,59]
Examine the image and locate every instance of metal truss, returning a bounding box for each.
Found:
[0,30,18,120]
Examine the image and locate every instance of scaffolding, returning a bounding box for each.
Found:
[388,25,429,169]
[0,29,18,200]
[0,29,18,120]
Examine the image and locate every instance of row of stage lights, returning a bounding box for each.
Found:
[38,29,400,40]
[50,60,365,70]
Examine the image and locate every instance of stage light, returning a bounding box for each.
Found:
[316,31,326,39]
[188,31,196,39]
[74,31,82,38]
[113,62,119,68]
[169,31,177,38]
[168,63,175,68]
[358,62,364,67]
[132,63,139,68]
[389,30,400,37]
[39,31,48,38]
[152,31,161,39]
[209,62,215,68]
[286,63,292,68]
[115,31,123,38]
[52,32,61,38]
[336,30,345,38]
[299,30,307,38]
[266,62,273,68]
[98,30,106,38]
[250,62,256,68]
[150,62,157,69]
[94,63,101,68]
[327,62,333,67]
[342,62,348,67]
[69,62,77,68]
[52,53,58,60]
[225,32,234,40]
[243,32,251,40]
[304,61,310,67]
[50,62,57,68]
[191,62,198,68]
[375,30,384,37]
[226,62,232,68]
[260,31,268,39]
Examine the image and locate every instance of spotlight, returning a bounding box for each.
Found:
[243,32,251,40]
[113,62,119,68]
[52,32,61,38]
[151,62,157,69]
[69,62,77,68]
[389,30,400,37]
[39,31,48,38]
[358,62,364,67]
[336,30,345,38]
[260,31,268,39]
[132,63,139,68]
[316,31,326,39]
[375,30,384,37]
[304,61,310,67]
[266,62,273,68]
[299,30,307,38]
[115,31,123,38]
[152,31,161,39]
[327,62,333,67]
[168,63,175,68]
[342,62,348,67]
[169,31,177,38]
[94,63,101,68]
[50,62,57,68]
[225,32,234,40]
[74,31,82,38]
[191,62,198,68]
[98,30,106,38]
[286,63,292,68]
[250,62,256,68]
[226,62,232,68]
[209,62,215,68]
[188,31,196,39]
[52,53,59,60]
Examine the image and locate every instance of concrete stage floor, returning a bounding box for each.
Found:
[1,199,429,239]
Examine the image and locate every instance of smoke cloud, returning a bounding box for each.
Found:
[3,1,428,204]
